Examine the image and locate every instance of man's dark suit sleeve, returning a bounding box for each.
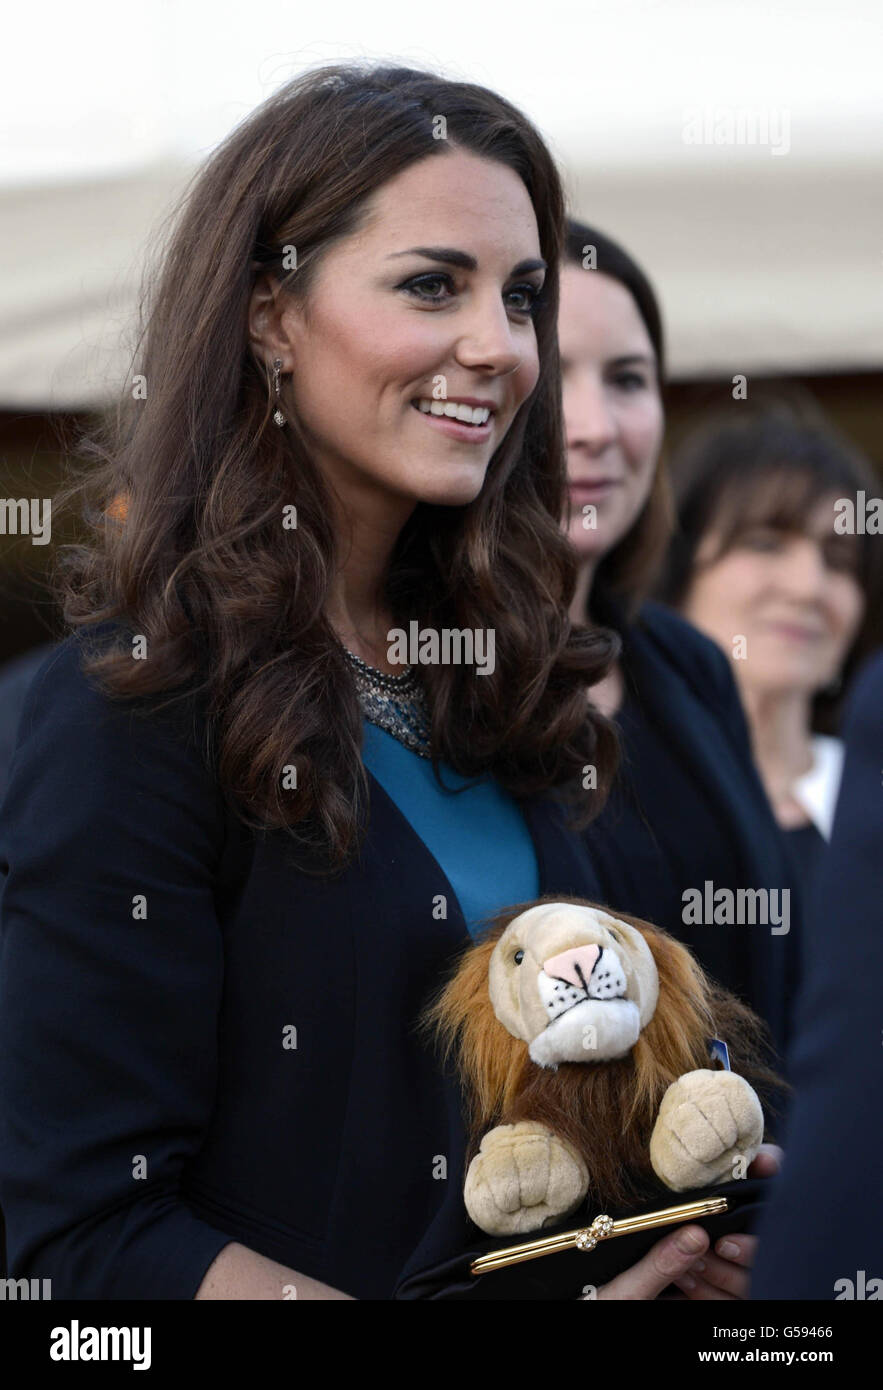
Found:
[750,651,883,1299]
[0,638,235,1298]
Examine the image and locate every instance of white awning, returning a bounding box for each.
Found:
[2,0,881,407]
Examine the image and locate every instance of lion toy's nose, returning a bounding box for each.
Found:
[543,943,600,991]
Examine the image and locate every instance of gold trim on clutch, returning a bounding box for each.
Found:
[470,1197,729,1274]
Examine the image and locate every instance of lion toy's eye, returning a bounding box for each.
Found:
[513,949,525,965]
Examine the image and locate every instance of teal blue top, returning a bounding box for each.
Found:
[360,719,540,938]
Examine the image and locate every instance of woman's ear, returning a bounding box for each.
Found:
[247,271,292,370]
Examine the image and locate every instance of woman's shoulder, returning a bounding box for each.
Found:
[15,626,116,725]
[20,621,205,729]
[4,621,219,822]
[631,599,735,706]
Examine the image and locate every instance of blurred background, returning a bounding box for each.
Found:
[1,0,881,662]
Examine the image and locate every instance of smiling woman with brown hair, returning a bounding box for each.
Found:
[50,70,614,866]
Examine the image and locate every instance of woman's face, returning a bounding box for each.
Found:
[249,149,544,523]
[682,495,866,697]
[558,266,664,561]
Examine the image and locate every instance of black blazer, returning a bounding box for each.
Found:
[750,651,883,1299]
[584,593,802,1069]
[0,630,603,1300]
[0,643,55,805]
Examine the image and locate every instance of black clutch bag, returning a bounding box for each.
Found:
[393,1175,768,1300]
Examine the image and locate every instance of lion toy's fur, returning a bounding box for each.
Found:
[422,895,784,1236]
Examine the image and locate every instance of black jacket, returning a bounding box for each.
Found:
[0,631,602,1300]
[584,595,802,1067]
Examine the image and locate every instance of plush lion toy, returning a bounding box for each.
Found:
[424,894,782,1237]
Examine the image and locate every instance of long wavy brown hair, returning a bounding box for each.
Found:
[52,61,619,873]
[421,894,787,1210]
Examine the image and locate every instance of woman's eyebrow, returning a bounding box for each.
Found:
[609,353,655,367]
[387,246,547,275]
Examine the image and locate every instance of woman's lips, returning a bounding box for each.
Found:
[765,620,826,643]
[411,400,494,444]
[568,480,622,501]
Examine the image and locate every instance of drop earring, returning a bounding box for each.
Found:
[272,357,287,427]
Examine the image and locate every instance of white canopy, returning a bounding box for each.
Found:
[2,0,881,408]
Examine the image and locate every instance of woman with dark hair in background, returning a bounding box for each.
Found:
[657,406,883,883]
[559,220,801,1079]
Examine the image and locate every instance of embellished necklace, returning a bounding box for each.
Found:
[338,640,433,758]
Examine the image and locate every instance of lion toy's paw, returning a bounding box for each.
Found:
[464,1120,589,1236]
[649,1068,764,1191]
